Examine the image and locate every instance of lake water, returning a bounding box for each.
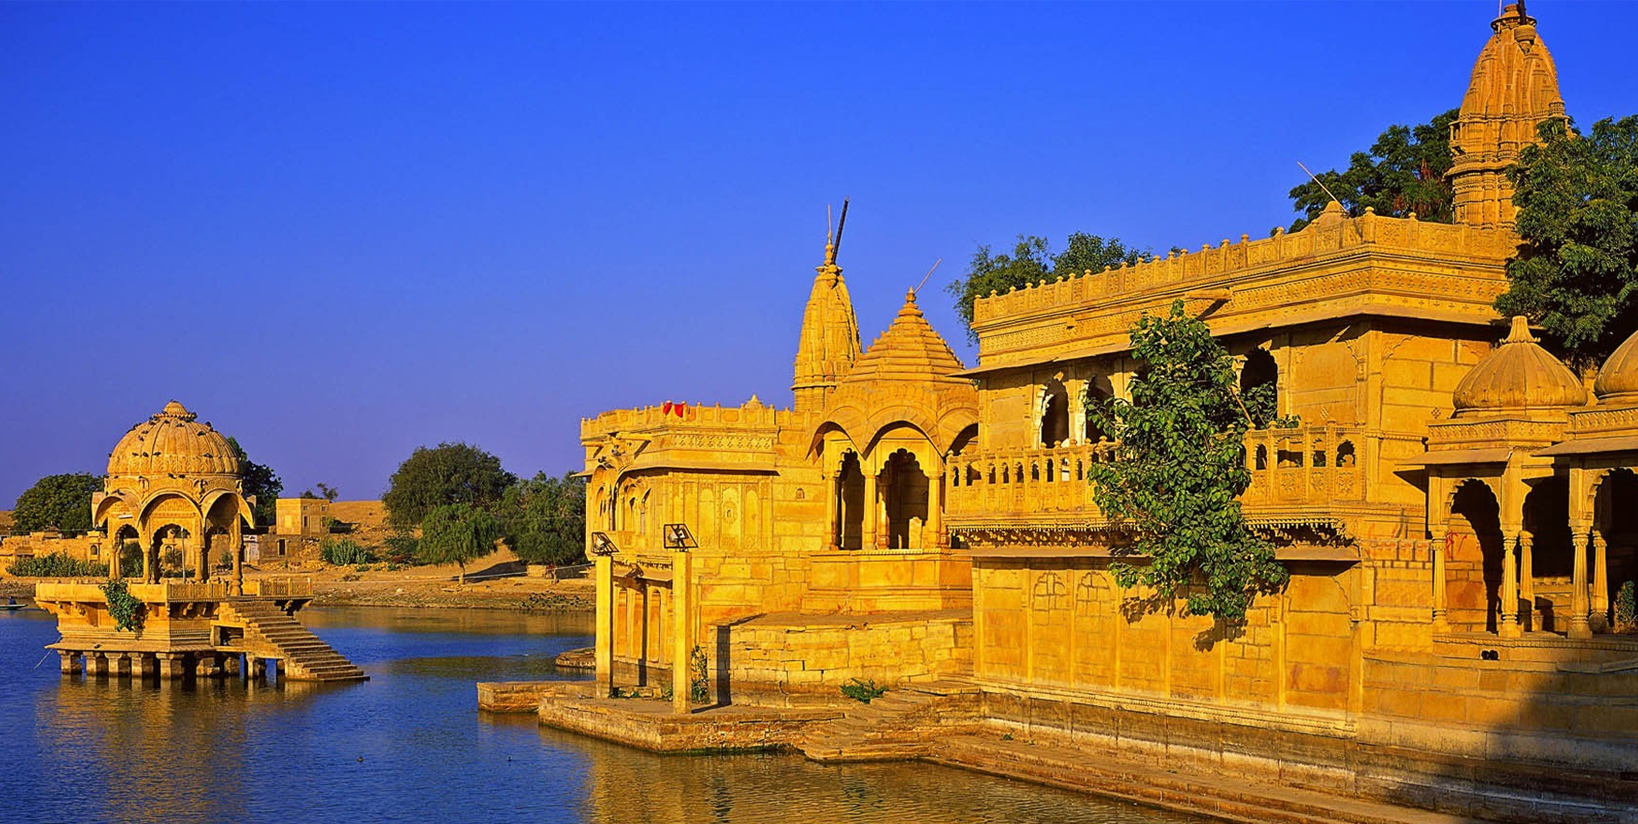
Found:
[0,604,1213,823]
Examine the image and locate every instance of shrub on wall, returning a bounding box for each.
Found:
[6,552,108,578]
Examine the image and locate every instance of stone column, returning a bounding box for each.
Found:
[110,543,122,580]
[672,550,692,715]
[1520,532,1535,632]
[1499,532,1521,638]
[824,470,839,550]
[1431,528,1449,632]
[594,552,614,696]
[136,653,157,678]
[862,471,878,551]
[112,653,132,677]
[1067,379,1088,445]
[927,470,944,550]
[157,653,185,680]
[59,651,82,676]
[232,540,244,597]
[1569,530,1593,640]
[1593,532,1611,632]
[197,533,209,582]
[87,653,109,677]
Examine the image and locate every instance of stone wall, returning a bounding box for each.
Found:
[717,609,972,705]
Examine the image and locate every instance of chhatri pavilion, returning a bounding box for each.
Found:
[562,6,1638,820]
[34,401,365,683]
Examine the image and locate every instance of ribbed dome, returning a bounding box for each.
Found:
[1456,5,1563,122]
[841,290,966,384]
[107,401,240,477]
[1594,327,1638,403]
[1452,317,1587,413]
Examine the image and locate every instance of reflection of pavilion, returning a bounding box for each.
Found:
[35,401,365,683]
[1421,318,1638,641]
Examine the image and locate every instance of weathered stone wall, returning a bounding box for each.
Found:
[718,610,972,705]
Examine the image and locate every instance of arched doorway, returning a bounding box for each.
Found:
[1040,378,1069,447]
[1523,477,1572,632]
[148,525,189,583]
[883,449,929,549]
[837,452,865,550]
[1447,480,1504,633]
[1084,376,1114,442]
[1241,348,1279,427]
[1594,469,1638,633]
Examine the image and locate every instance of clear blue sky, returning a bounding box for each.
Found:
[2,1,1634,508]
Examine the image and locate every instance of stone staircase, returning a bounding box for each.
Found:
[797,680,980,763]
[219,598,367,682]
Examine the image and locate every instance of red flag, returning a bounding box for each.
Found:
[675,402,687,418]
[662,401,673,415]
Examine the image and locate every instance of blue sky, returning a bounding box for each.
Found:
[2,1,1634,507]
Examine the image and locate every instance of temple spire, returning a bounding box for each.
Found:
[1448,3,1566,230]
[793,200,862,413]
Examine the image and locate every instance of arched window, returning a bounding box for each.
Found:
[1241,348,1279,427]
[1040,378,1069,447]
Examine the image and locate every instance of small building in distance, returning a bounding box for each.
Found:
[573,6,1638,820]
[258,498,390,564]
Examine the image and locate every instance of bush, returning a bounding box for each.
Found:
[321,539,374,566]
[161,548,184,577]
[1616,581,1637,634]
[119,543,144,578]
[382,533,419,566]
[101,578,144,633]
[7,552,108,578]
[840,678,887,704]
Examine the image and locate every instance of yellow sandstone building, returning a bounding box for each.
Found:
[572,7,1635,819]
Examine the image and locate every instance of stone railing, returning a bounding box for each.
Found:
[945,425,1368,526]
[246,577,313,598]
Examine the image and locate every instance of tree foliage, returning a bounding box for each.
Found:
[417,502,503,583]
[227,437,282,527]
[499,472,587,566]
[11,473,102,535]
[1086,300,1288,622]
[947,233,1150,340]
[1496,116,1638,367]
[383,442,517,529]
[1288,108,1459,231]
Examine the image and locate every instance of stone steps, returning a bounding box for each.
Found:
[220,599,367,682]
[797,681,970,763]
[931,735,1499,824]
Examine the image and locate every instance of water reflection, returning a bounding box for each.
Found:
[1,606,1212,824]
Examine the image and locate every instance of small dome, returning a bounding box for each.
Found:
[1452,317,1587,414]
[842,289,966,385]
[1594,326,1638,403]
[107,401,241,477]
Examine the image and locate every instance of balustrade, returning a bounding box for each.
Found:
[945,425,1368,526]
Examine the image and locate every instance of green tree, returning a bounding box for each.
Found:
[417,502,503,584]
[1496,116,1638,367]
[226,437,282,527]
[383,442,517,529]
[1086,300,1288,623]
[11,473,102,535]
[499,472,588,566]
[946,233,1150,340]
[1288,108,1459,231]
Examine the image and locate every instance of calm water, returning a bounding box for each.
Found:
[0,604,1212,824]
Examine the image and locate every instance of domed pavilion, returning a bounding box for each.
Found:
[92,400,256,587]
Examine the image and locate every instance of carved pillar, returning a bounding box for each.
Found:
[1520,532,1535,632]
[862,471,878,551]
[824,469,838,550]
[927,470,944,549]
[112,652,132,678]
[1569,529,1592,640]
[231,539,244,597]
[59,651,81,676]
[1593,532,1611,632]
[109,542,122,580]
[196,532,209,583]
[671,549,692,715]
[1431,528,1449,632]
[1499,532,1521,638]
[137,653,157,678]
[594,553,614,695]
[87,653,109,677]
[1067,379,1088,445]
[157,653,185,680]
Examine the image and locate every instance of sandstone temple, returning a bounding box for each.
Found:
[525,6,1636,821]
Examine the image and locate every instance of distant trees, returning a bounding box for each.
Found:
[417,503,503,584]
[303,483,340,502]
[499,472,587,566]
[383,443,517,529]
[1286,109,1459,231]
[11,473,102,535]
[1496,116,1638,367]
[227,437,282,526]
[947,233,1151,340]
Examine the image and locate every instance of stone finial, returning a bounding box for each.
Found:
[1504,315,1537,344]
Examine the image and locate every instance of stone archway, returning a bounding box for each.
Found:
[1447,480,1504,633]
[1523,477,1572,632]
[883,449,929,549]
[837,452,865,550]
[1040,378,1069,447]
[1593,469,1638,632]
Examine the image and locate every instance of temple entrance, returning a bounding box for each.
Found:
[837,452,865,550]
[883,449,929,549]
[1446,480,1503,633]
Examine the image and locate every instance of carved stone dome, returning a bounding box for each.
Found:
[842,289,966,385]
[1452,317,1586,414]
[107,401,240,477]
[1593,326,1638,404]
